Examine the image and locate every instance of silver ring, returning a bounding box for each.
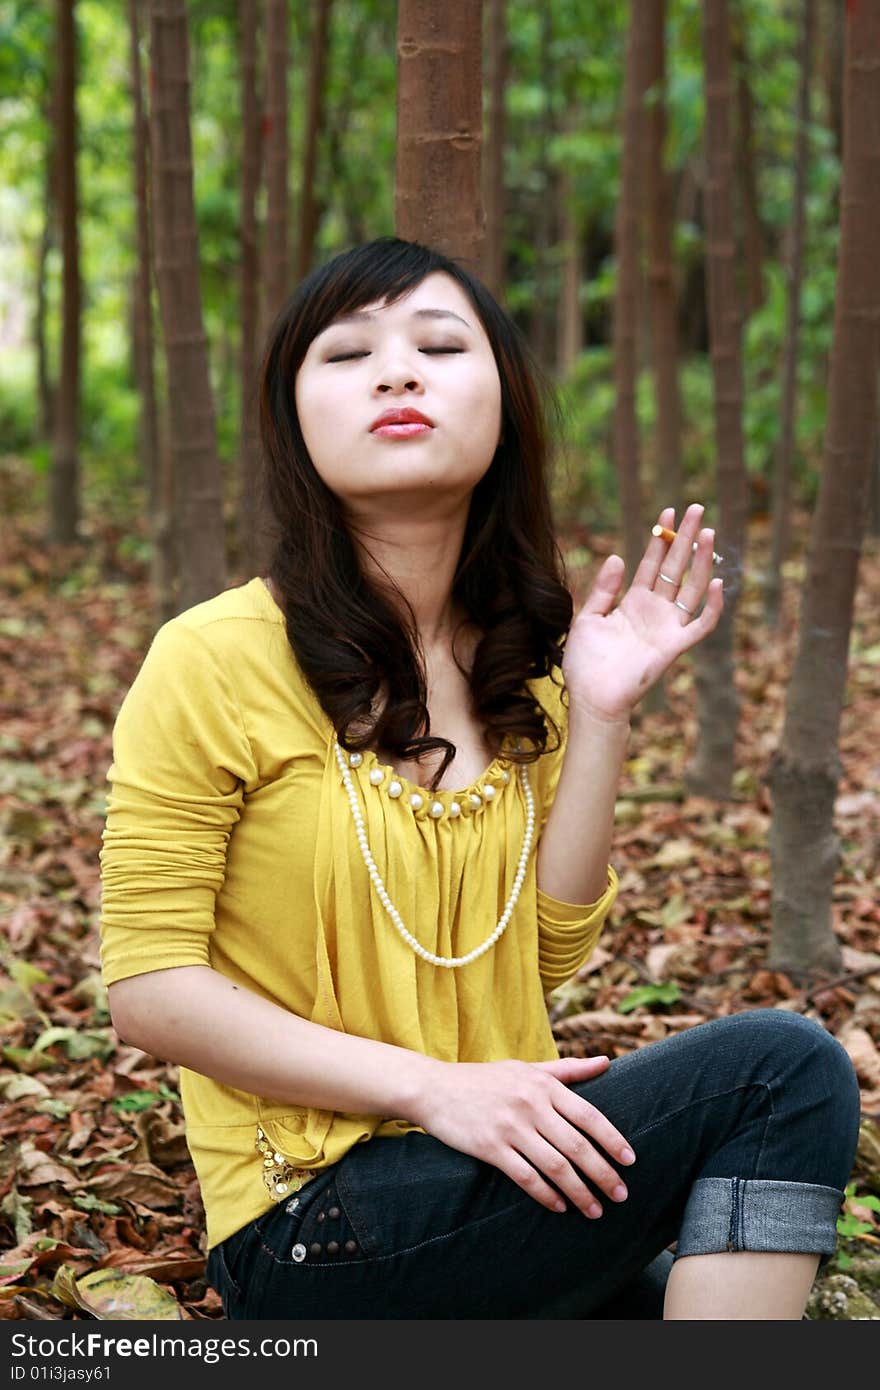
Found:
[658,571,678,586]
[674,599,694,616]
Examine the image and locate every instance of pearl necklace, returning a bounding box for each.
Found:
[333,741,535,968]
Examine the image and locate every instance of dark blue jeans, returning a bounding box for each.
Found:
[206,1010,860,1319]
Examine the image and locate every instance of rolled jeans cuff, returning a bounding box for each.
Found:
[674,1177,845,1269]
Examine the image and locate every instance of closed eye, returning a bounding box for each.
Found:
[326,347,465,363]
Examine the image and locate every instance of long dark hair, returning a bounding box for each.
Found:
[258,237,573,792]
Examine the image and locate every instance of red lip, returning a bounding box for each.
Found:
[369,407,434,431]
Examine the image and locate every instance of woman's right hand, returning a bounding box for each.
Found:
[411,1055,635,1218]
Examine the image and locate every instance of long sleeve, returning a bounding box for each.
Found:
[536,867,618,994]
[99,618,258,986]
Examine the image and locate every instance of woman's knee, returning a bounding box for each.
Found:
[721,1009,861,1158]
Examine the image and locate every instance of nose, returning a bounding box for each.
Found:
[373,349,425,395]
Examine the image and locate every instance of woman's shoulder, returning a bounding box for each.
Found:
[123,578,327,739]
[152,577,284,657]
[168,576,284,636]
[143,578,316,706]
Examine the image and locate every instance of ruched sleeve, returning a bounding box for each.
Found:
[536,865,618,994]
[99,618,258,986]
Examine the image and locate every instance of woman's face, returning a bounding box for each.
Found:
[294,272,503,516]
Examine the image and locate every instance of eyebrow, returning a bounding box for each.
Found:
[322,307,473,333]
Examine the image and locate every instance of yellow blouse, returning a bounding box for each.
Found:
[99,578,618,1249]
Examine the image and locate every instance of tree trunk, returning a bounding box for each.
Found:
[765,0,816,628]
[732,27,766,315]
[149,0,226,609]
[50,0,81,544]
[767,1,880,976]
[263,0,290,332]
[395,0,484,271]
[129,0,174,625]
[612,0,650,584]
[36,71,57,444]
[482,0,507,301]
[297,0,332,281]
[685,0,748,799]
[238,0,267,578]
[644,0,683,524]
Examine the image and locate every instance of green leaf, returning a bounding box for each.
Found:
[836,1215,873,1237]
[2,1045,55,1073]
[617,983,682,1015]
[30,1026,115,1062]
[112,1089,163,1114]
[73,1194,122,1216]
[31,1026,77,1053]
[8,960,50,990]
[855,1195,880,1213]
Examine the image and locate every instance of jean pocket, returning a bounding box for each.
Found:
[256,1173,370,1266]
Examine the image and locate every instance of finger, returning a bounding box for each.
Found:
[516,1132,606,1219]
[534,1056,610,1078]
[556,1089,637,1167]
[633,501,705,594]
[578,554,626,618]
[677,575,724,650]
[537,1117,631,1209]
[674,527,716,620]
[494,1147,574,1215]
[631,505,676,590]
[656,502,706,597]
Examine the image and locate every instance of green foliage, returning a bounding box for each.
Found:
[112,1082,181,1115]
[30,1025,116,1062]
[836,1181,880,1239]
[0,0,847,530]
[72,1194,123,1217]
[617,982,682,1014]
[0,360,37,452]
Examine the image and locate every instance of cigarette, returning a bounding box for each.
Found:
[652,524,723,566]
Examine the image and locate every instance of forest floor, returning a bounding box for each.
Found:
[1,497,879,1321]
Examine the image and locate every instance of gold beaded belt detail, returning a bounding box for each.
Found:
[256,1127,316,1200]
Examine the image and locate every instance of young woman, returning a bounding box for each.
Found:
[100,237,860,1320]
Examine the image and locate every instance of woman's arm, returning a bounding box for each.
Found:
[535,707,630,905]
[109,964,636,1221]
[537,506,723,905]
[108,964,436,1119]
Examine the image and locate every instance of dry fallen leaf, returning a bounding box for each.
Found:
[52,1262,182,1320]
[839,1026,880,1113]
[15,1143,82,1191]
[76,1268,183,1320]
[88,1161,183,1210]
[97,1251,205,1281]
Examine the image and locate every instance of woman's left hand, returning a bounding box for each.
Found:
[561,502,724,724]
